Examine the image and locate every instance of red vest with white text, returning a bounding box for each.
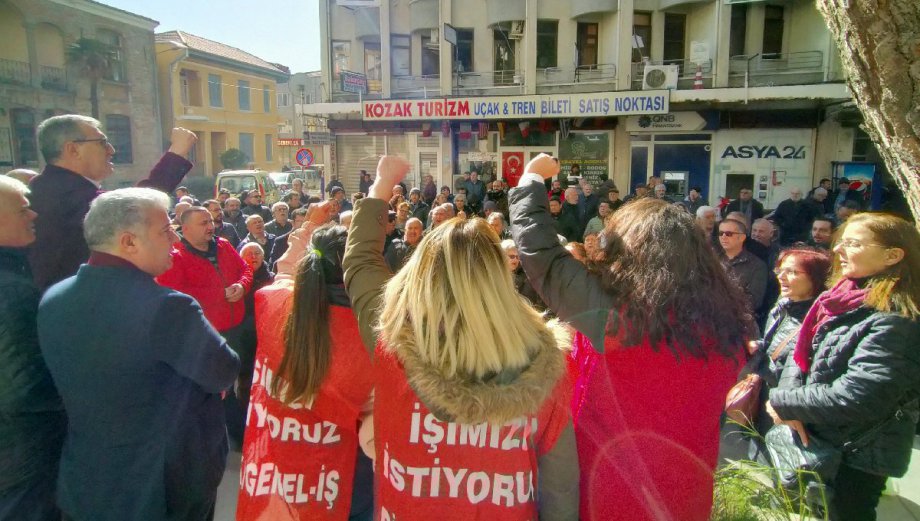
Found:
[237,280,373,521]
[373,345,570,521]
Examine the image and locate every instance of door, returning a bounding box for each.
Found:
[725,174,754,202]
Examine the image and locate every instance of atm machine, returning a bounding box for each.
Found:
[662,171,688,199]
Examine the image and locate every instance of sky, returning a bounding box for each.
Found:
[96,0,322,73]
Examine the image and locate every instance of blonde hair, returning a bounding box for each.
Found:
[831,212,920,319]
[378,217,557,378]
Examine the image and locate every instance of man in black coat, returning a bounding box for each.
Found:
[38,188,239,520]
[549,196,581,243]
[240,190,272,222]
[770,187,821,245]
[27,115,196,291]
[407,188,430,227]
[722,188,765,223]
[0,176,65,519]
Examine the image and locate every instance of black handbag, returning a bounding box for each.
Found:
[764,424,840,515]
[764,405,911,516]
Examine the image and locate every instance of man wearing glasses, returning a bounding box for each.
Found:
[28,114,198,291]
[719,217,768,322]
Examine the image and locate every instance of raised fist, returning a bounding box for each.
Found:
[524,153,560,180]
[308,200,336,225]
[167,128,198,158]
[374,156,409,189]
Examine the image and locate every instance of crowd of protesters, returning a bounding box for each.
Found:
[1,113,918,521]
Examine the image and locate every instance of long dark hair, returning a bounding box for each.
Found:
[272,224,348,405]
[592,198,754,358]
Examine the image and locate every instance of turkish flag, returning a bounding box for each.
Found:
[502,151,525,187]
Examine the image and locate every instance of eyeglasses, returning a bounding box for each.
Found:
[73,137,110,147]
[774,268,805,277]
[718,230,743,237]
[837,238,887,250]
[507,254,519,259]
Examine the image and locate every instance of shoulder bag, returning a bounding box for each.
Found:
[725,331,797,428]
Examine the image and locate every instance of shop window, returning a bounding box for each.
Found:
[332,41,351,80]
[729,4,748,57]
[209,74,222,107]
[277,92,290,107]
[763,5,785,56]
[105,114,133,164]
[180,69,202,106]
[10,109,37,165]
[456,29,474,73]
[577,23,598,68]
[391,35,411,77]
[421,36,439,76]
[536,21,558,69]
[239,133,254,162]
[663,14,686,65]
[96,29,125,82]
[494,26,515,75]
[238,80,251,111]
[365,42,382,92]
[632,12,652,62]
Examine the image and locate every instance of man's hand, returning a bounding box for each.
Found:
[524,153,560,180]
[224,283,245,302]
[167,128,198,158]
[369,155,410,201]
[308,200,335,225]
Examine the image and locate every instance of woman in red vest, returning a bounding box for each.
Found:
[237,223,374,521]
[509,154,754,521]
[344,156,579,521]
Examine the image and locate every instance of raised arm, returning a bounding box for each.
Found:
[344,156,412,356]
[509,154,614,350]
[135,128,197,193]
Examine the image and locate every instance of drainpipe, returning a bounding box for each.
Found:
[161,41,189,137]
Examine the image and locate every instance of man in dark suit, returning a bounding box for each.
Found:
[721,188,764,224]
[38,188,239,520]
[28,115,196,291]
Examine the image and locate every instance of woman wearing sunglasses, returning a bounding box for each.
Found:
[766,212,920,520]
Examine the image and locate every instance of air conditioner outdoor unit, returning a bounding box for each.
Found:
[642,64,679,90]
[508,21,524,40]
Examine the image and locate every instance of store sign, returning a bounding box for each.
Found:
[625,112,707,132]
[712,129,815,208]
[362,91,669,121]
[341,70,368,95]
[277,138,304,147]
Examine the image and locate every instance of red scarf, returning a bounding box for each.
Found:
[793,278,868,373]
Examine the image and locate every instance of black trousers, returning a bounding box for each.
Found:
[830,464,887,521]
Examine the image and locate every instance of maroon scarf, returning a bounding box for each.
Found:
[793,277,868,373]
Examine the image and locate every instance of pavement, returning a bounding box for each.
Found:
[214,438,920,520]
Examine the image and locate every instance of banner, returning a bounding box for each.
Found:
[362,91,670,121]
[558,132,611,188]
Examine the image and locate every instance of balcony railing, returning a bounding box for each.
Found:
[40,65,67,91]
[537,63,617,86]
[0,58,31,85]
[455,69,524,94]
[391,74,441,98]
[729,50,826,87]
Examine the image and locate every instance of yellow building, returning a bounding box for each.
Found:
[155,31,289,179]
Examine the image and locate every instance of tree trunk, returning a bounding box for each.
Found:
[817,0,920,224]
[89,80,99,120]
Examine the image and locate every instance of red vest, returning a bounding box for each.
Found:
[373,345,570,521]
[570,331,742,521]
[237,281,373,521]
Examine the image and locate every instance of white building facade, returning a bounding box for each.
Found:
[309,0,865,208]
